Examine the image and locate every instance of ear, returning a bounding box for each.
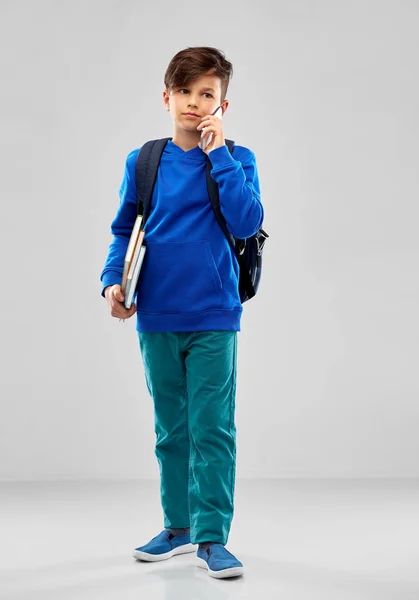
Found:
[221,99,230,115]
[163,90,170,111]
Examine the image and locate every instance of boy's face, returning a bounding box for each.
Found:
[163,73,229,132]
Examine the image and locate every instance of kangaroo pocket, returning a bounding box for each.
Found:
[136,241,223,313]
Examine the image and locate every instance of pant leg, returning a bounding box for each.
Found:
[138,331,190,529]
[184,330,238,546]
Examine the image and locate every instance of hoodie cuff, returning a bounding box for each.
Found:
[101,271,122,297]
[208,144,237,169]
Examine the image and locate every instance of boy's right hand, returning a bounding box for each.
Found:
[105,285,137,320]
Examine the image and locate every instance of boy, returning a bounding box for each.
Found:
[100,46,264,579]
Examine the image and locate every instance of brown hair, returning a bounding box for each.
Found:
[164,46,233,102]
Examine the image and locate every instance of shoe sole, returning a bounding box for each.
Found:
[133,543,197,562]
[196,556,244,578]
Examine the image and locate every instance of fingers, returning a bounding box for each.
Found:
[112,285,125,303]
[109,284,137,319]
[197,113,222,130]
[111,305,135,319]
[200,126,217,137]
[119,303,136,320]
[197,118,217,131]
[111,301,132,318]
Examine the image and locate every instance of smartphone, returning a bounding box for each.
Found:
[200,105,223,150]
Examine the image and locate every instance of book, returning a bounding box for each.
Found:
[121,215,142,293]
[124,242,146,309]
[121,215,146,309]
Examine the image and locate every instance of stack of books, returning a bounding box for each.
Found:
[121,214,146,309]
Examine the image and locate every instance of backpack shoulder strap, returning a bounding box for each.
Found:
[206,140,256,299]
[206,139,237,254]
[135,138,171,223]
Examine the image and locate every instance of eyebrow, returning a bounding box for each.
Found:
[179,86,216,92]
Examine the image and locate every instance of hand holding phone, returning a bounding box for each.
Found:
[200,105,223,150]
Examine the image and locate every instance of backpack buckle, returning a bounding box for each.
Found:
[237,240,246,255]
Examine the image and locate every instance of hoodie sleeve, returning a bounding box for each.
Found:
[99,150,139,297]
[208,144,264,239]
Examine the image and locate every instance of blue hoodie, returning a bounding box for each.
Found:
[100,139,264,332]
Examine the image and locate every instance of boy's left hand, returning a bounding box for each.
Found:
[197,114,225,154]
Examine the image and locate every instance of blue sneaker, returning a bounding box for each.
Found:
[196,544,244,578]
[133,529,197,562]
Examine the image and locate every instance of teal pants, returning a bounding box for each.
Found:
[137,330,238,546]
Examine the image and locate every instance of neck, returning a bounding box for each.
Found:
[171,127,202,152]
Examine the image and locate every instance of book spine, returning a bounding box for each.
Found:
[126,246,146,308]
[127,229,145,281]
[121,215,143,293]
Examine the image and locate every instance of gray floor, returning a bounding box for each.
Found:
[1,479,418,599]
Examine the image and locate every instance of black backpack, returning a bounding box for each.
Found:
[135,138,269,303]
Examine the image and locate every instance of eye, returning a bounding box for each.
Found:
[179,89,213,98]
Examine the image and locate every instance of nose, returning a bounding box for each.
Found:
[187,96,198,108]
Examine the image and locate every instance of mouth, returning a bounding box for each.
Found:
[183,113,200,118]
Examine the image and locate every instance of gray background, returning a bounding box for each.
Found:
[1,0,417,480]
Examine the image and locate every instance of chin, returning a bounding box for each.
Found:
[180,123,199,132]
